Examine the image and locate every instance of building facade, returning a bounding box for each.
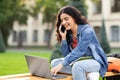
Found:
[8,13,57,47]
[8,0,120,48]
[86,0,120,48]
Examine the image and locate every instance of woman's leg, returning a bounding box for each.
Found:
[87,72,100,80]
[51,58,72,74]
[72,59,100,80]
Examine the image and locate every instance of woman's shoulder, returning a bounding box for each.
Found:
[78,24,93,29]
[85,24,92,27]
[82,24,94,31]
[77,24,94,34]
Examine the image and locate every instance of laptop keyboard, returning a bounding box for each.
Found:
[52,74,67,79]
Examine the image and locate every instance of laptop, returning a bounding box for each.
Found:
[24,54,67,79]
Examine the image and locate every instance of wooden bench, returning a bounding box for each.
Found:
[103,72,120,80]
[0,72,120,80]
[0,73,72,80]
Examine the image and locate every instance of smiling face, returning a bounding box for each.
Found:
[60,13,77,30]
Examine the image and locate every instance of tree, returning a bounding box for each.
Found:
[0,0,35,48]
[100,19,111,54]
[0,29,5,52]
[50,43,63,62]
[68,0,87,18]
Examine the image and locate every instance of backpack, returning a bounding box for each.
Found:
[107,57,120,73]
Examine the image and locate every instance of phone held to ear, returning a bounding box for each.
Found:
[61,25,65,33]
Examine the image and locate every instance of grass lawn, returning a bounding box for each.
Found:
[0,51,51,76]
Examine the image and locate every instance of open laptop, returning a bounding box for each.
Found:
[24,54,67,79]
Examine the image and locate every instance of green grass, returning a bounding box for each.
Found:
[0,51,51,76]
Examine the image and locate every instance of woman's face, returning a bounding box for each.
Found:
[60,13,76,30]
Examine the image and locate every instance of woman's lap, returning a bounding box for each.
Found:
[51,58,100,73]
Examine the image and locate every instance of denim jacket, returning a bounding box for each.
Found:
[60,24,108,77]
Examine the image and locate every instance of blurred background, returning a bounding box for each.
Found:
[0,0,120,77]
[0,0,120,51]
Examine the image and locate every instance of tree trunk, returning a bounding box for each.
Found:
[47,22,55,49]
[0,29,5,52]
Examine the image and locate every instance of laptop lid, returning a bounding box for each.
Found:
[25,55,52,79]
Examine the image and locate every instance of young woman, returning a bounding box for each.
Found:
[51,6,108,80]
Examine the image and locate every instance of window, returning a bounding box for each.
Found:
[12,30,17,42]
[94,26,101,41]
[33,14,38,20]
[33,30,38,42]
[93,0,102,14]
[111,0,120,12]
[44,29,50,43]
[19,30,27,42]
[111,26,120,42]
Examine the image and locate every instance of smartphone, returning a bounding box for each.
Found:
[61,25,65,33]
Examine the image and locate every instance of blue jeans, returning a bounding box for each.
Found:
[51,58,100,80]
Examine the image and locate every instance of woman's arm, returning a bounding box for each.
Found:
[60,40,70,56]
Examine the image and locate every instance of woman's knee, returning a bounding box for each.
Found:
[72,62,84,72]
[51,58,63,67]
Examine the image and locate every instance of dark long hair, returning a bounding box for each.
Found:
[55,6,88,45]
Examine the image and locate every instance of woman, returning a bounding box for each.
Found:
[51,6,108,80]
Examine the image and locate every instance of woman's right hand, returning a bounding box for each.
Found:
[59,25,67,40]
[51,63,63,75]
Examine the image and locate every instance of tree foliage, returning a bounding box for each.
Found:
[0,0,35,48]
[100,19,111,54]
[0,30,5,52]
[68,0,87,18]
[34,0,69,48]
[50,43,63,62]
[34,0,69,23]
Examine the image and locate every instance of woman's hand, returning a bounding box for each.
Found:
[59,25,67,40]
[51,63,63,75]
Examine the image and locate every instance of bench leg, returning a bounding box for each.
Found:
[104,76,120,80]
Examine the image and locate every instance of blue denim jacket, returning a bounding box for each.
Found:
[60,24,108,77]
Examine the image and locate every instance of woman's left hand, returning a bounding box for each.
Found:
[59,25,67,40]
[51,63,63,75]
